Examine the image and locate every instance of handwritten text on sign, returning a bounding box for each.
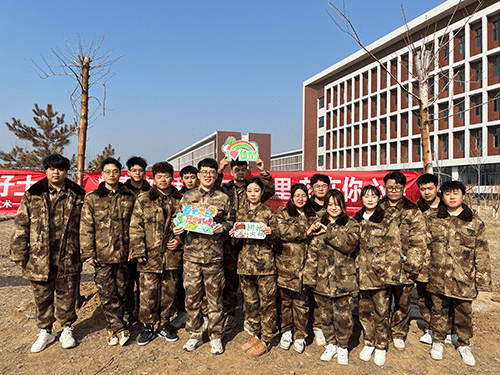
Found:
[233,222,266,239]
[173,205,218,235]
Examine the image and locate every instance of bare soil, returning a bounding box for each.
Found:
[1,212,500,375]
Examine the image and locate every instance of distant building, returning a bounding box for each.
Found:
[303,0,500,187]
[270,149,303,171]
[167,131,271,171]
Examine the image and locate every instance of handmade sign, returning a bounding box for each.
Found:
[173,205,218,235]
[233,222,266,239]
[221,136,259,162]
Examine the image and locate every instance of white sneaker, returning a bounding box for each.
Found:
[420,330,434,345]
[280,331,293,350]
[183,338,201,352]
[430,342,444,360]
[457,345,475,366]
[59,326,76,349]
[294,338,306,354]
[337,347,349,365]
[31,329,55,353]
[210,338,224,355]
[359,345,375,361]
[393,338,405,350]
[445,333,458,345]
[374,349,386,366]
[313,327,327,346]
[320,344,337,361]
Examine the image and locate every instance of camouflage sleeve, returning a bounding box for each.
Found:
[265,211,280,246]
[221,197,235,233]
[404,209,428,276]
[9,193,31,263]
[275,209,308,242]
[260,171,276,203]
[324,219,360,255]
[303,235,319,286]
[474,219,492,292]
[79,194,97,261]
[416,213,433,282]
[171,198,184,244]
[129,199,147,260]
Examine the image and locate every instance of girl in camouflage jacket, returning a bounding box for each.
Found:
[304,189,360,365]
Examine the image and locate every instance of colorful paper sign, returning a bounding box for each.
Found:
[221,136,259,162]
[233,222,266,239]
[173,205,218,235]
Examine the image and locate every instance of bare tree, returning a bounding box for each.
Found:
[28,32,122,185]
[86,144,120,172]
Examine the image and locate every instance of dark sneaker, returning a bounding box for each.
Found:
[223,315,236,334]
[157,324,179,342]
[137,324,155,346]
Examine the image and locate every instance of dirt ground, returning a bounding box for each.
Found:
[1,212,500,375]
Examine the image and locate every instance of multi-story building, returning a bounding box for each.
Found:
[270,149,303,171]
[303,0,500,187]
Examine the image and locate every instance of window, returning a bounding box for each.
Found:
[458,35,465,55]
[429,107,434,122]
[416,138,421,157]
[318,136,324,148]
[318,116,324,128]
[474,62,482,82]
[494,128,500,148]
[458,68,465,87]
[391,143,397,159]
[318,155,324,167]
[458,102,465,119]
[495,94,500,112]
[444,106,449,122]
[475,28,482,48]
[443,42,449,60]
[430,79,435,96]
[494,56,500,77]
[474,96,482,116]
[402,113,408,130]
[393,118,397,133]
[319,97,325,109]
[458,133,464,152]
[494,20,500,41]
[474,129,482,150]
[440,134,449,154]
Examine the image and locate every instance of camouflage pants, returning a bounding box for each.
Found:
[389,284,414,340]
[416,281,433,331]
[307,287,321,329]
[315,293,353,349]
[184,261,225,340]
[94,263,129,333]
[223,244,240,317]
[431,293,472,347]
[30,267,79,330]
[125,260,140,316]
[359,289,391,350]
[139,270,180,326]
[280,287,309,340]
[240,274,277,343]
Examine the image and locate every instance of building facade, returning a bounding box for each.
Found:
[270,149,303,171]
[303,0,500,187]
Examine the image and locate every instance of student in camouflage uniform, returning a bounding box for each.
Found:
[427,181,491,366]
[304,189,360,365]
[275,183,322,355]
[229,176,279,356]
[80,157,135,347]
[378,171,427,352]
[10,154,85,353]
[353,184,389,366]
[129,161,183,346]
[217,157,275,333]
[173,158,234,355]
[124,156,151,324]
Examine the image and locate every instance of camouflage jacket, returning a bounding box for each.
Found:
[416,197,439,283]
[303,213,360,298]
[233,202,278,276]
[124,178,151,196]
[426,204,491,300]
[129,186,183,272]
[80,182,135,264]
[378,196,428,285]
[10,178,86,282]
[175,186,234,264]
[275,206,318,292]
[310,196,326,217]
[353,206,389,290]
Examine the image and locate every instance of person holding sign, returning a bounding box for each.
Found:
[229,177,279,356]
[173,158,234,355]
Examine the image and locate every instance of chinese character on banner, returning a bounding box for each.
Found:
[298,176,312,195]
[0,176,15,197]
[372,178,386,196]
[330,179,342,190]
[172,178,183,190]
[274,178,291,200]
[341,177,364,203]
[1,200,13,209]
[14,175,36,196]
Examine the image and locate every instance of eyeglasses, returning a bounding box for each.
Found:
[386,185,404,192]
[103,170,121,176]
[313,184,329,190]
[199,170,216,176]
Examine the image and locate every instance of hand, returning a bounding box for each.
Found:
[213,223,224,234]
[218,157,229,173]
[138,257,147,263]
[229,228,235,237]
[167,239,180,250]
[88,258,98,267]
[173,226,185,236]
[261,226,272,235]
[256,157,265,172]
[15,260,26,268]
[307,223,327,236]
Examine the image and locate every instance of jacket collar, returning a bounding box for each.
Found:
[95,181,131,197]
[334,212,350,226]
[147,185,182,201]
[353,205,385,223]
[380,196,417,210]
[436,203,473,222]
[310,196,324,212]
[28,177,86,196]
[417,198,431,213]
[124,178,151,193]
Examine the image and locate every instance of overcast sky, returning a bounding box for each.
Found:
[0,0,444,166]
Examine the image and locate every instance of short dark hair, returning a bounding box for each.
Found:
[310,174,330,187]
[360,184,381,198]
[440,180,466,195]
[43,154,70,171]
[246,176,264,190]
[198,158,218,171]
[126,156,147,170]
[180,165,198,177]
[416,173,439,187]
[101,157,122,171]
[230,160,248,169]
[383,171,407,186]
[152,161,174,177]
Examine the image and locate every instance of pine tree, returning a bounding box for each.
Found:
[86,144,120,172]
[0,104,77,170]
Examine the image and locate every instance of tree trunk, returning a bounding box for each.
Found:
[416,49,433,174]
[76,57,90,187]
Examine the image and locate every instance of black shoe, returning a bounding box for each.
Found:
[137,324,155,346]
[157,324,179,342]
[223,315,236,334]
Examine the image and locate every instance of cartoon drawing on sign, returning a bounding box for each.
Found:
[221,136,259,162]
[173,205,218,235]
[233,222,267,239]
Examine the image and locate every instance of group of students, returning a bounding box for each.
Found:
[10,153,491,368]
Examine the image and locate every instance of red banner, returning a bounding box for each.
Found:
[2,169,421,215]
